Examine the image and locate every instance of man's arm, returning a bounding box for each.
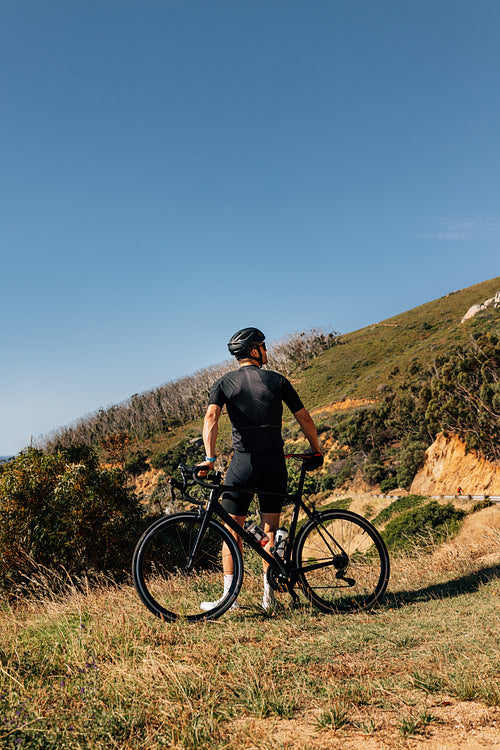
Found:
[293,407,322,454]
[201,403,221,467]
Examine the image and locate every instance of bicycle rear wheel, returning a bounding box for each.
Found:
[293,509,389,613]
[132,512,243,622]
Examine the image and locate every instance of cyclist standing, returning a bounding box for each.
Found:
[198,327,323,611]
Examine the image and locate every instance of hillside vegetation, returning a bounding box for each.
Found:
[39,276,500,497]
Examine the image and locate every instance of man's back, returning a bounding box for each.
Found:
[209,365,303,453]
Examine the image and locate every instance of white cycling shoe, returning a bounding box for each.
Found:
[200,597,239,612]
[200,574,239,612]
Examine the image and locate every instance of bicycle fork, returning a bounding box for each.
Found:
[183,492,220,572]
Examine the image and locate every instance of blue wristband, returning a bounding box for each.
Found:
[205,456,215,462]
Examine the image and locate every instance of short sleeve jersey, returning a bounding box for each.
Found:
[208,365,304,453]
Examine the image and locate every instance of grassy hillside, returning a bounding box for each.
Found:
[1,280,499,748]
[130,276,499,494]
[291,275,500,409]
[38,276,499,493]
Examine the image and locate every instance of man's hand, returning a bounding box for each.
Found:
[196,460,214,478]
[304,452,324,471]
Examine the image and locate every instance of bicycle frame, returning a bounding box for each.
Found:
[133,452,390,620]
[176,454,347,584]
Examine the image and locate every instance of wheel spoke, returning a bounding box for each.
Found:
[294,510,389,613]
[133,513,242,622]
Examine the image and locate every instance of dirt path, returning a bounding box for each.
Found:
[232,701,500,748]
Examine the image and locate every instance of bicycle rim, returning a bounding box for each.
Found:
[132,512,243,622]
[294,509,390,613]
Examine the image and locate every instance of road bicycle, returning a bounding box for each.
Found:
[132,453,390,622]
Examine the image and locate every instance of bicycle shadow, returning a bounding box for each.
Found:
[384,562,500,610]
[230,563,500,620]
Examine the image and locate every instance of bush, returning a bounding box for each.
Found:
[0,447,145,591]
[396,437,429,489]
[287,463,322,496]
[124,451,150,476]
[382,501,466,553]
[380,477,398,493]
[471,498,494,513]
[320,456,357,491]
[372,495,426,526]
[363,460,387,485]
[150,439,204,476]
[321,475,339,491]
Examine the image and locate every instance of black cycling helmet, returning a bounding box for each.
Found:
[228,327,266,358]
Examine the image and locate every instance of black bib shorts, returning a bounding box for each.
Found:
[221,449,287,516]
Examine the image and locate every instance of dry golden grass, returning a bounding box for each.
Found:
[1,507,499,749]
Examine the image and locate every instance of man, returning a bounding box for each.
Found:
[198,327,323,611]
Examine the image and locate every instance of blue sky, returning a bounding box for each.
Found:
[1,1,499,455]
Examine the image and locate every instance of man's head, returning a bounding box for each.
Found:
[228,327,267,366]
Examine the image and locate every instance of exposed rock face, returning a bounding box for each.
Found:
[461,290,500,322]
[411,432,500,496]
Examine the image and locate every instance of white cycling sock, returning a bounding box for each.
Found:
[200,574,239,611]
[262,573,276,610]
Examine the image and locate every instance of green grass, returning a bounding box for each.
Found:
[289,275,500,409]
[1,527,499,749]
[372,494,426,526]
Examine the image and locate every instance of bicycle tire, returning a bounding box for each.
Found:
[293,509,390,613]
[132,512,243,622]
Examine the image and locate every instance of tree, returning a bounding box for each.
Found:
[426,334,500,460]
[0,447,144,591]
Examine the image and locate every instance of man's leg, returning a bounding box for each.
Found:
[260,511,281,609]
[200,514,245,612]
[260,512,281,571]
[223,515,245,575]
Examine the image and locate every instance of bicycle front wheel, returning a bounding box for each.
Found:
[132,512,243,622]
[294,509,390,613]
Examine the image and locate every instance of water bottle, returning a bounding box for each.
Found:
[244,520,270,547]
[274,527,288,558]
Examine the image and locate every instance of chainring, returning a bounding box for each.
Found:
[266,566,289,593]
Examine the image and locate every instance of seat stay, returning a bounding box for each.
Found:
[311,515,350,558]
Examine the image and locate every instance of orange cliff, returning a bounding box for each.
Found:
[411,433,500,496]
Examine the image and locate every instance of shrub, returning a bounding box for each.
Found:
[380,477,398,493]
[471,498,494,513]
[124,451,150,476]
[321,475,338,491]
[320,456,358,491]
[372,495,426,526]
[287,463,322,496]
[0,447,144,591]
[363,461,387,485]
[382,501,466,553]
[150,439,204,476]
[396,437,429,489]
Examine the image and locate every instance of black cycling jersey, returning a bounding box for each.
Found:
[208,365,304,453]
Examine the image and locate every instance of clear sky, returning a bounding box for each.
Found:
[1,1,499,455]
